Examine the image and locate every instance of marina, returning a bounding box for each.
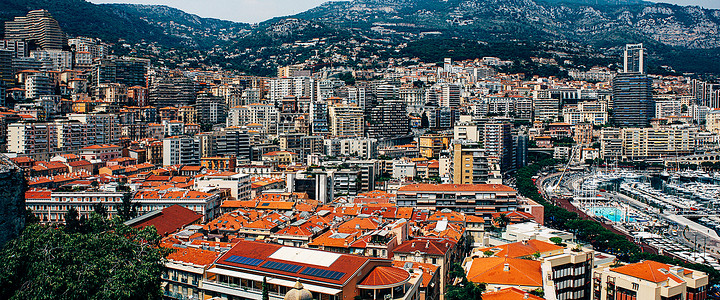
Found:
[544,167,720,270]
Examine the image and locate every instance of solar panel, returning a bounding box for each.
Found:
[261,261,303,273]
[300,267,345,281]
[226,255,263,266]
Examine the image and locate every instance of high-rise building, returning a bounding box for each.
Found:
[366,99,409,139]
[0,49,12,105]
[195,93,227,125]
[0,40,27,58]
[623,43,645,74]
[227,103,279,134]
[24,73,52,99]
[214,128,250,161]
[163,136,200,166]
[68,37,108,60]
[268,77,314,102]
[612,73,653,127]
[440,84,461,108]
[29,50,71,71]
[533,90,561,122]
[92,57,149,87]
[149,75,197,108]
[328,103,364,137]
[612,43,653,127]
[4,10,66,50]
[309,100,330,135]
[452,143,500,185]
[484,121,514,172]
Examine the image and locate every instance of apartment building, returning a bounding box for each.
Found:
[396,183,517,220]
[592,260,708,300]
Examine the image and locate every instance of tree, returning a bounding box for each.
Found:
[0,214,170,299]
[421,113,430,128]
[550,237,563,245]
[262,277,269,300]
[65,207,82,233]
[117,192,140,221]
[93,203,108,218]
[445,263,485,300]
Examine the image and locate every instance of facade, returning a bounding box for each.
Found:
[563,101,608,125]
[484,121,514,172]
[592,260,708,300]
[440,84,461,108]
[396,183,517,220]
[612,73,653,128]
[328,103,364,137]
[622,128,695,160]
[196,93,228,125]
[366,99,409,139]
[214,128,251,161]
[452,143,500,185]
[4,10,66,50]
[163,136,200,166]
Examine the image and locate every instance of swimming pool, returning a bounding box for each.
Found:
[590,207,636,223]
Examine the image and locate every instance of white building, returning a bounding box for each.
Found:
[194,172,251,201]
[163,137,200,166]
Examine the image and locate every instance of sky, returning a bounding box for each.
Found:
[88,0,720,24]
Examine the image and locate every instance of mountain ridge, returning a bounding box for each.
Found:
[1,0,719,76]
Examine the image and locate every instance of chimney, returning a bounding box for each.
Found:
[524,293,529,299]
[503,263,510,272]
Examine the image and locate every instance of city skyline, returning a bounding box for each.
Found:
[88,0,720,23]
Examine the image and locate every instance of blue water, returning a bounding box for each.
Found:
[590,207,636,223]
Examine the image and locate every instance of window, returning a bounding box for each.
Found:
[632,283,639,290]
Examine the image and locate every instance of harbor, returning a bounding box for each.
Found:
[542,167,720,271]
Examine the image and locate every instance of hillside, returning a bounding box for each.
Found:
[0,0,250,49]
[1,0,719,76]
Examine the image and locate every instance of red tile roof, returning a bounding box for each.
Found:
[478,240,563,258]
[467,257,543,287]
[167,246,220,266]
[611,260,690,283]
[217,240,374,285]
[393,237,456,256]
[397,183,516,192]
[482,287,545,300]
[130,205,202,237]
[358,266,410,287]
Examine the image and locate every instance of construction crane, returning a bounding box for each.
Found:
[546,144,581,194]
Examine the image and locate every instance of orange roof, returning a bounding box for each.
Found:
[396,207,414,219]
[398,183,516,192]
[611,260,690,283]
[308,230,359,248]
[466,257,543,287]
[337,217,379,234]
[483,287,545,300]
[359,266,410,287]
[256,201,295,210]
[167,247,220,266]
[479,240,563,259]
[392,261,439,288]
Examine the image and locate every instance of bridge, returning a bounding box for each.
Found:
[664,152,720,164]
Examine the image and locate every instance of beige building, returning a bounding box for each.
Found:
[452,143,501,185]
[418,134,452,159]
[328,103,363,137]
[592,260,708,300]
[706,110,720,133]
[622,127,695,160]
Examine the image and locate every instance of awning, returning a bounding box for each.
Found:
[206,268,342,295]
